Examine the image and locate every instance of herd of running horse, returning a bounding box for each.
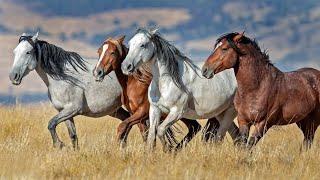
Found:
[9,28,320,152]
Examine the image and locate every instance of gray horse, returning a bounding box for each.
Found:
[9,32,131,149]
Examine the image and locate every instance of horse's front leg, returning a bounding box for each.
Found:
[176,119,201,150]
[48,107,80,149]
[157,109,182,152]
[247,120,271,148]
[235,118,250,147]
[117,107,148,148]
[147,104,161,151]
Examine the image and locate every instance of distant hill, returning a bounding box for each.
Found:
[12,0,320,69]
[1,0,320,103]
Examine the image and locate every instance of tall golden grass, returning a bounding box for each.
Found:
[0,104,319,179]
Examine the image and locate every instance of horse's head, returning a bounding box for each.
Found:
[121,28,157,75]
[93,36,125,81]
[202,32,245,79]
[10,32,39,85]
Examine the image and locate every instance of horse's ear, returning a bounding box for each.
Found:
[32,31,39,42]
[150,28,159,35]
[21,33,27,36]
[104,37,111,43]
[233,31,244,43]
[117,35,125,44]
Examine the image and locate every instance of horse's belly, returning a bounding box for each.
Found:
[183,101,230,119]
[84,90,122,115]
[48,83,82,110]
[83,78,123,115]
[282,101,315,124]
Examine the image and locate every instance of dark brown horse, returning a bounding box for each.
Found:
[93,36,220,149]
[202,32,320,149]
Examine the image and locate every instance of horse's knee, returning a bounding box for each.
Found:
[48,120,57,131]
[117,121,129,133]
[157,126,166,137]
[70,134,78,141]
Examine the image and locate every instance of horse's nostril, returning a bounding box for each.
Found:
[14,73,20,81]
[202,67,208,75]
[97,69,103,76]
[127,64,133,71]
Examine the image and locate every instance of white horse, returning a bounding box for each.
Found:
[121,28,239,150]
[9,32,131,149]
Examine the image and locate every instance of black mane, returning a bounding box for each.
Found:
[37,40,88,84]
[137,28,197,93]
[216,32,271,64]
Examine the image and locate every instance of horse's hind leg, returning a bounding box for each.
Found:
[157,110,182,152]
[175,119,201,150]
[215,107,238,142]
[227,122,240,142]
[202,117,219,142]
[48,108,79,149]
[65,118,78,149]
[112,107,131,121]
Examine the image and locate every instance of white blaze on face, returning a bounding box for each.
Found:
[214,42,223,51]
[96,44,108,68]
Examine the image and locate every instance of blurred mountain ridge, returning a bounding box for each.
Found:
[1,0,320,103]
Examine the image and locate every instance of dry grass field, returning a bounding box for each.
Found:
[0,104,320,179]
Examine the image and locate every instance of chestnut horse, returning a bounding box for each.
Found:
[202,32,320,149]
[93,36,220,149]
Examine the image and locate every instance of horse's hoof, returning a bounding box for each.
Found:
[162,145,174,153]
[53,141,65,149]
[234,140,247,148]
[119,141,127,149]
[73,145,80,150]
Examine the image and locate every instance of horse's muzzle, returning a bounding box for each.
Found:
[202,66,214,79]
[9,71,22,85]
[93,67,105,82]
[121,62,134,75]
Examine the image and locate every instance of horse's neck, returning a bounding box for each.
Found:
[151,57,195,84]
[35,64,49,87]
[115,46,129,90]
[114,65,128,91]
[151,58,170,82]
[235,53,281,93]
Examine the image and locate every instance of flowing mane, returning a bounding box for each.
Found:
[37,40,88,84]
[215,32,272,65]
[136,28,198,92]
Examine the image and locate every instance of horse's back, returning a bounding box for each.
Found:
[297,68,320,100]
[74,60,123,116]
[286,67,320,91]
[280,67,320,121]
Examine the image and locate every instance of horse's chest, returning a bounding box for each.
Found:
[48,86,71,109]
[149,79,186,113]
[235,92,268,121]
[127,79,149,106]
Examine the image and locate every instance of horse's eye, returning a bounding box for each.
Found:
[26,51,31,54]
[140,44,146,48]
[222,48,228,51]
[110,52,116,56]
